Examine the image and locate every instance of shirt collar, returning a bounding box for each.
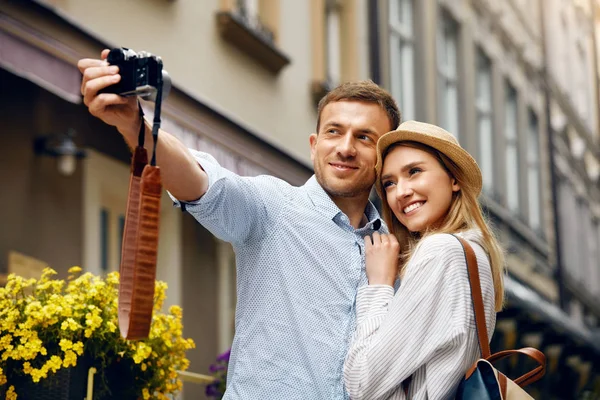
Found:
[304,175,384,230]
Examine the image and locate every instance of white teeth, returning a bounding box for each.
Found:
[403,202,424,214]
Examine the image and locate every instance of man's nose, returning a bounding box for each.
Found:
[337,134,357,158]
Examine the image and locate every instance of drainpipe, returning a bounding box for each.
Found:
[591,0,600,140]
[539,0,567,310]
[367,0,381,84]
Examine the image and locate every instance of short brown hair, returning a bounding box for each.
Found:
[316,80,401,132]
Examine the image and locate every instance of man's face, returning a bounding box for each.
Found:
[310,101,392,200]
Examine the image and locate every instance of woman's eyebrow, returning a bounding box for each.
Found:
[381,161,426,181]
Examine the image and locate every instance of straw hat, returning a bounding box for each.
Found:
[375,120,482,196]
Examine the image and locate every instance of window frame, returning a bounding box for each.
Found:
[436,9,460,139]
[526,108,543,234]
[388,0,415,122]
[504,81,521,214]
[475,48,494,196]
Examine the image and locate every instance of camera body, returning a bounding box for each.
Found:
[100,48,170,102]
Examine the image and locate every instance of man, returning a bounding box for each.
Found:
[78,50,400,399]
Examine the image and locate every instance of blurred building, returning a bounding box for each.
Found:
[368,0,600,398]
[0,0,355,398]
[1,0,600,399]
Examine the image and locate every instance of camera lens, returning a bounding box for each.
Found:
[107,48,126,64]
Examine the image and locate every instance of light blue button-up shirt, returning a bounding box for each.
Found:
[174,150,386,399]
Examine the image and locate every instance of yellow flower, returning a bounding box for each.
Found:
[0,269,193,399]
[59,339,73,351]
[22,362,32,374]
[63,350,77,368]
[169,305,183,318]
[72,341,84,355]
[68,266,82,274]
[6,385,17,400]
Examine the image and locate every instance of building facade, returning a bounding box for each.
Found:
[2,0,600,398]
[0,0,371,398]
[369,0,600,398]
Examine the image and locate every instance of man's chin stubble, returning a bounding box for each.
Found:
[321,182,374,199]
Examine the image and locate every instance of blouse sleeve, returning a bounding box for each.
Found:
[343,235,473,400]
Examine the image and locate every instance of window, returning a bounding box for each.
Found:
[585,216,599,296]
[236,0,273,41]
[475,49,494,194]
[527,110,542,232]
[311,0,358,103]
[389,0,415,122]
[437,10,459,137]
[98,199,125,273]
[217,240,237,352]
[577,200,590,284]
[504,82,520,213]
[237,0,259,27]
[594,221,600,295]
[558,182,579,282]
[325,0,342,86]
[575,43,591,124]
[217,0,289,74]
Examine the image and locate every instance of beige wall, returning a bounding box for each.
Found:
[41,0,355,166]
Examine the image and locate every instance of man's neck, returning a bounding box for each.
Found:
[331,194,371,229]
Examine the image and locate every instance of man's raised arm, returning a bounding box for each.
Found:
[78,49,207,202]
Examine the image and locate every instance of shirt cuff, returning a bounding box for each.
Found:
[168,149,221,210]
[356,285,394,324]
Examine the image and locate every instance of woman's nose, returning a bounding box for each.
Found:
[395,180,414,199]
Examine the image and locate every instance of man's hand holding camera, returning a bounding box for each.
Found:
[78,49,208,202]
[78,49,140,146]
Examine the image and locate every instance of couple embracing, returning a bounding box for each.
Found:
[80,50,503,400]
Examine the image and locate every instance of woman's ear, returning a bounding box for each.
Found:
[451,178,460,193]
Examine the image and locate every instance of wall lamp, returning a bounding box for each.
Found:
[34,128,86,176]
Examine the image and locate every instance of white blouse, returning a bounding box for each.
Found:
[343,231,497,400]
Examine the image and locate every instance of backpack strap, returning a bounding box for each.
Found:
[487,348,546,387]
[454,235,547,390]
[453,235,491,358]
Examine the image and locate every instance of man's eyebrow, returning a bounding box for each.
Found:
[359,128,377,135]
[322,122,343,129]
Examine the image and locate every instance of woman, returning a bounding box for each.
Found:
[343,121,504,400]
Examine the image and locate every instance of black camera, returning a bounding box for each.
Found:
[100,48,171,102]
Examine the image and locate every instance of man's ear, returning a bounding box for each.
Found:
[309,133,318,162]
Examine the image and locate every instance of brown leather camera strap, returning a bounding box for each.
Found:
[118,100,162,340]
[456,235,546,391]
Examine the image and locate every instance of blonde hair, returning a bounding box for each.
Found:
[380,141,505,311]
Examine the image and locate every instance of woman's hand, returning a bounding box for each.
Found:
[365,233,400,286]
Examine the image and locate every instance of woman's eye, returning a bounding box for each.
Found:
[408,167,422,176]
[382,181,395,189]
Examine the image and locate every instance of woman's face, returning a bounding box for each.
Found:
[381,145,460,234]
